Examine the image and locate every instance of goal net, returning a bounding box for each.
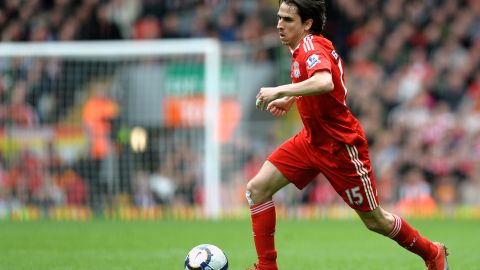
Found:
[0,40,224,219]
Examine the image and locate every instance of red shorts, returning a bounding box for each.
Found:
[267,133,379,212]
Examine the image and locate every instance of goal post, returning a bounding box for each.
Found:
[0,39,222,219]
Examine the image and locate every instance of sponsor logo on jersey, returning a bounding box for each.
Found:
[293,61,300,78]
[306,54,320,69]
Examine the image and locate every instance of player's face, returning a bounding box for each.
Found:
[277,3,311,48]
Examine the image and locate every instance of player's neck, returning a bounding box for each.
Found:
[289,32,311,52]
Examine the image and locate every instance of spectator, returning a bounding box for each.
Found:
[148,168,176,205]
[133,170,154,208]
[433,174,458,208]
[82,82,119,211]
[82,83,119,160]
[106,0,141,39]
[9,80,38,127]
[161,12,183,39]
[88,3,122,40]
[459,164,480,206]
[397,167,436,217]
[132,16,161,40]
[61,169,88,206]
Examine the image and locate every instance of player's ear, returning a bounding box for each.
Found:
[303,18,313,32]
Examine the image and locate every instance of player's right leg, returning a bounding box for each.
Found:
[246,133,320,270]
[246,161,290,270]
[246,161,290,206]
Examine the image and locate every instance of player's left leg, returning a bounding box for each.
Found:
[318,141,448,269]
[355,207,449,269]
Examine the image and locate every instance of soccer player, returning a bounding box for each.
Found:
[246,1,450,269]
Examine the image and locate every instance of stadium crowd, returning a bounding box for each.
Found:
[0,0,480,217]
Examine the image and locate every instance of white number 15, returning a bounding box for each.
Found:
[345,186,363,205]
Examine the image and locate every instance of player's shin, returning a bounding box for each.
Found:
[248,191,278,270]
[387,214,438,261]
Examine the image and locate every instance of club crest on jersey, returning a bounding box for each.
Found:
[293,61,300,78]
[306,54,320,69]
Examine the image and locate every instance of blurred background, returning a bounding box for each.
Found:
[0,0,480,221]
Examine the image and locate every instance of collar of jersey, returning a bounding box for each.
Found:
[289,34,313,55]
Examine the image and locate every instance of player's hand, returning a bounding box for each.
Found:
[266,97,293,117]
[255,97,268,110]
[256,87,281,110]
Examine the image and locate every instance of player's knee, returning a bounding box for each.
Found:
[245,181,258,206]
[245,189,254,206]
[245,180,269,206]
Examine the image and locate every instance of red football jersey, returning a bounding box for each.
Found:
[290,34,366,147]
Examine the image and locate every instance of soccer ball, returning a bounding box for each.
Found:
[184,244,228,270]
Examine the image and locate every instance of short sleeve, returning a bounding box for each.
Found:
[304,50,331,78]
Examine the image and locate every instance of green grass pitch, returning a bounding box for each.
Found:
[0,218,478,269]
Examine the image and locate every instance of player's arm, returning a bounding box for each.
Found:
[257,71,333,105]
[277,70,333,97]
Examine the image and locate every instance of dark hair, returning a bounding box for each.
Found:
[279,0,326,35]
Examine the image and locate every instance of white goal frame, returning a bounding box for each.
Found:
[0,39,222,218]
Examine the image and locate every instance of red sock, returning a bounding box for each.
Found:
[250,201,278,270]
[388,214,438,261]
